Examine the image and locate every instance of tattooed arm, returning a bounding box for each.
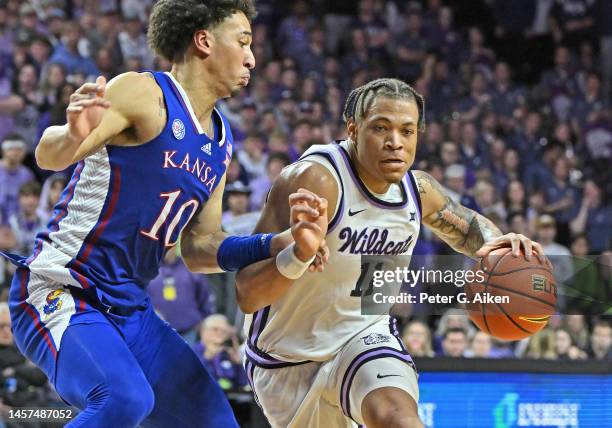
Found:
[413,170,546,261]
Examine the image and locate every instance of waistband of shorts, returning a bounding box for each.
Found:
[69,287,145,317]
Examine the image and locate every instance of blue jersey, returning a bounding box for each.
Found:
[23,71,233,310]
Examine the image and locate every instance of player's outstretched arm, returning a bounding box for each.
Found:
[235,162,337,314]
[414,170,547,261]
[35,72,160,171]
[413,171,550,263]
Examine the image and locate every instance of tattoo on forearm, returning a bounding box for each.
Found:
[416,171,501,256]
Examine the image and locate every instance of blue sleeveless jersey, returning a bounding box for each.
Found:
[22,71,233,310]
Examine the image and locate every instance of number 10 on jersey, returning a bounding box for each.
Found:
[140,190,199,248]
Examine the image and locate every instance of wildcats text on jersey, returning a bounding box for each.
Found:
[338,226,415,255]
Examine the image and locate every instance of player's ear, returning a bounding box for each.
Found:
[347,120,358,142]
[193,29,213,58]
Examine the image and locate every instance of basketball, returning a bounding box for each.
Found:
[465,247,557,341]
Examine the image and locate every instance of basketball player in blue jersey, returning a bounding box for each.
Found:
[235,79,550,428]
[1,0,329,427]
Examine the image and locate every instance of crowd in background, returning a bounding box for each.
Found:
[0,0,610,412]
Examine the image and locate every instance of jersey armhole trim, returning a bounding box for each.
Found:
[407,170,422,223]
[299,152,345,233]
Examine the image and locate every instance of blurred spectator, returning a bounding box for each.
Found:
[350,0,390,56]
[439,327,468,358]
[444,164,479,212]
[434,309,475,347]
[549,0,596,48]
[563,314,589,350]
[522,328,557,359]
[48,21,99,79]
[570,180,611,254]
[236,132,267,180]
[465,331,492,358]
[222,181,260,236]
[540,46,578,120]
[505,180,528,216]
[36,172,67,224]
[84,8,123,71]
[507,211,530,236]
[118,14,153,70]
[393,10,427,82]
[402,320,434,358]
[148,249,216,344]
[192,314,247,390]
[568,234,601,311]
[7,181,44,256]
[543,156,580,244]
[250,152,291,211]
[0,135,34,221]
[554,328,587,360]
[535,214,573,291]
[13,63,43,152]
[473,180,505,221]
[276,0,316,60]
[0,302,49,407]
[588,319,611,360]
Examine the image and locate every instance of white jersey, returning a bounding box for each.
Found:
[244,141,421,368]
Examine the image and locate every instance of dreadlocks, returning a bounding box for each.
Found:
[342,78,426,132]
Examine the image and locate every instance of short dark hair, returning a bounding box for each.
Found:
[148,0,256,62]
[342,78,425,132]
[19,181,42,197]
[267,151,291,168]
[443,327,467,340]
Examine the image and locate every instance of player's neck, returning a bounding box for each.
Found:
[170,63,218,124]
[347,143,391,194]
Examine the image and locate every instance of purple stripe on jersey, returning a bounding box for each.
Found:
[336,145,410,210]
[405,172,421,223]
[249,309,264,346]
[245,343,284,366]
[389,317,408,351]
[245,342,312,369]
[340,347,415,419]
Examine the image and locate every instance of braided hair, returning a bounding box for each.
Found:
[342,78,425,132]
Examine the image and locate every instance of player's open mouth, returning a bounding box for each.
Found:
[239,75,250,85]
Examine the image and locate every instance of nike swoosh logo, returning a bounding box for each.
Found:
[348,208,366,216]
[376,373,402,379]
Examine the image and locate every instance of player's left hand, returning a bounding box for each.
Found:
[288,188,329,270]
[475,233,551,267]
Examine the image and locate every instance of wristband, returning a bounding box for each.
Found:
[217,233,275,272]
[275,243,315,279]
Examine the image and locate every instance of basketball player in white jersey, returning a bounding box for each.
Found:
[235,78,547,428]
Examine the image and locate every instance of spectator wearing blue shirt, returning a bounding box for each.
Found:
[0,136,34,222]
[48,21,99,79]
[544,156,581,245]
[570,180,611,254]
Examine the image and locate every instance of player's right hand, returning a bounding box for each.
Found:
[66,75,111,144]
[288,188,329,268]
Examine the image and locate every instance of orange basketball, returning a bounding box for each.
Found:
[464,247,556,340]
